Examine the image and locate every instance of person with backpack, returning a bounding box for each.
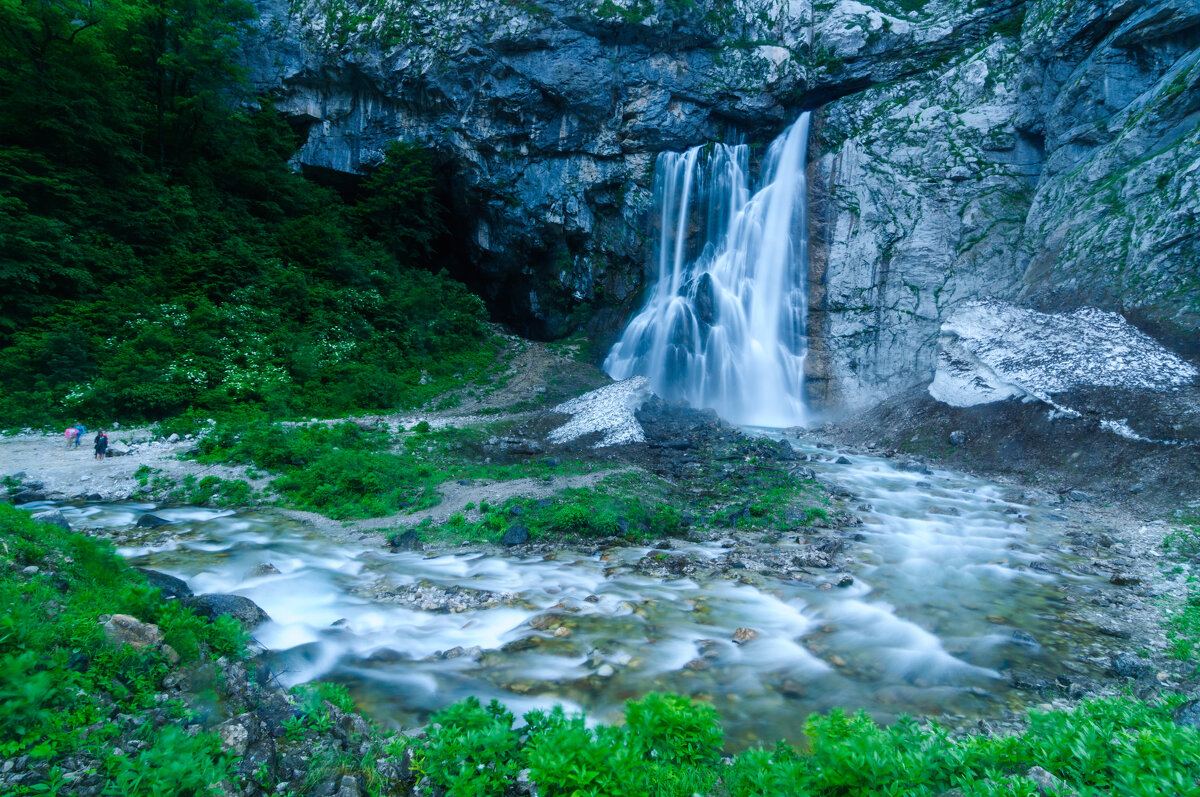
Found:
[74,423,86,447]
[94,430,108,460]
[64,426,78,448]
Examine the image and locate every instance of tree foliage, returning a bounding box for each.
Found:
[0,0,490,425]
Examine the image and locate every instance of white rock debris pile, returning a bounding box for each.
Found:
[548,377,653,447]
[930,298,1197,410]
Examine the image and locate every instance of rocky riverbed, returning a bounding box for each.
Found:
[6,399,1195,750]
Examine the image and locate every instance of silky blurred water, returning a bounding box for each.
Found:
[40,444,1106,748]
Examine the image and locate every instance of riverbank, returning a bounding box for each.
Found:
[4,339,1200,794]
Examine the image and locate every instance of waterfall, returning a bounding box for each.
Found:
[604,112,812,427]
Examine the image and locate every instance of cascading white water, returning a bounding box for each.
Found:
[604,112,812,427]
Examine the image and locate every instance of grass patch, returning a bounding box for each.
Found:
[196,420,599,519]
[407,438,829,547]
[402,472,687,546]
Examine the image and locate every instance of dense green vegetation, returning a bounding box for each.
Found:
[0,503,242,793]
[395,691,1200,796]
[0,0,492,428]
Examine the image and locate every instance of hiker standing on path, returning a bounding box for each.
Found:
[73,423,86,447]
[94,430,108,460]
[64,426,78,448]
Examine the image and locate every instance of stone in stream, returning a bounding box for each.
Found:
[1109,652,1150,679]
[135,568,193,599]
[528,613,565,631]
[31,509,71,531]
[731,627,758,645]
[136,513,171,528]
[501,525,530,546]
[184,593,271,628]
[389,530,423,551]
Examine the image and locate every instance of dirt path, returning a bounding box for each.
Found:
[0,431,272,501]
[1,337,608,504]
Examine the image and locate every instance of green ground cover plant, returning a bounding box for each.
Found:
[396,692,1200,797]
[0,503,243,794]
[403,435,830,545]
[406,471,687,545]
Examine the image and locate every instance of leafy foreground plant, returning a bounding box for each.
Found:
[396,693,1200,797]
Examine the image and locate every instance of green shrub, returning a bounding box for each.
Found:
[416,697,521,794]
[624,693,723,767]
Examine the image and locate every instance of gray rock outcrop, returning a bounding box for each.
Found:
[807,0,1200,413]
[184,593,272,628]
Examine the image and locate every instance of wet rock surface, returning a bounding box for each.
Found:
[183,594,272,628]
[245,0,807,341]
[135,567,194,599]
[354,581,521,613]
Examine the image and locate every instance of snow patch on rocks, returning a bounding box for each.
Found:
[549,377,653,447]
[930,299,1197,411]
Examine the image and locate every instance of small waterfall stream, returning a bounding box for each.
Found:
[605,112,812,427]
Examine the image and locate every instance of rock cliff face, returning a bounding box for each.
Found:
[244,0,810,338]
[807,0,1200,414]
[246,0,1199,415]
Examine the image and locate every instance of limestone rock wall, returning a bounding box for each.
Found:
[245,0,1200,416]
[807,0,1200,414]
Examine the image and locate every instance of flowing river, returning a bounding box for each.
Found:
[35,438,1111,749]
